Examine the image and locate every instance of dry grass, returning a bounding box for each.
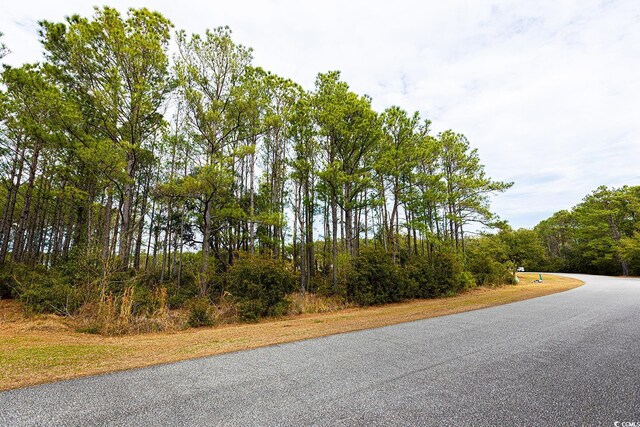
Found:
[75,286,190,335]
[0,273,582,391]
[285,292,350,315]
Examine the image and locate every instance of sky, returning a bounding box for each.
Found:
[1,0,639,229]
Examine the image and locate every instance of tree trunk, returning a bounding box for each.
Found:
[118,152,136,268]
[200,196,212,296]
[331,193,338,291]
[13,144,40,262]
[101,189,113,261]
[0,142,26,264]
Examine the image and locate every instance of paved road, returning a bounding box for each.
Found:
[2,274,640,426]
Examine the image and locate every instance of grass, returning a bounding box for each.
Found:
[0,272,582,391]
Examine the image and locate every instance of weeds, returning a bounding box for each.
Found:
[285,292,348,315]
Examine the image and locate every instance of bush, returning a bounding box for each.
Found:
[465,246,515,286]
[465,234,521,286]
[458,270,477,289]
[0,264,46,299]
[186,297,214,327]
[347,248,411,306]
[430,249,468,294]
[0,270,17,299]
[236,299,265,322]
[225,255,295,321]
[407,250,470,298]
[165,281,199,309]
[16,272,82,315]
[406,256,438,298]
[0,263,82,314]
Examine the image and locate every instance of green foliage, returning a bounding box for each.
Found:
[225,255,295,321]
[619,233,640,276]
[406,250,470,297]
[347,248,410,306]
[186,297,214,327]
[428,249,471,293]
[499,228,547,271]
[535,185,640,276]
[0,31,8,59]
[4,265,82,314]
[458,271,477,289]
[0,6,515,332]
[347,248,475,305]
[465,233,516,286]
[165,282,199,309]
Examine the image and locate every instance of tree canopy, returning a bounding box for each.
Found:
[0,7,514,326]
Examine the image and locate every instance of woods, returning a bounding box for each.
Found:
[535,185,640,276]
[465,185,640,280]
[0,7,512,329]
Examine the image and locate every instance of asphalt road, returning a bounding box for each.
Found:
[2,274,640,426]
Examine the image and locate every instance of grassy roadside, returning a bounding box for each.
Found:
[0,273,582,391]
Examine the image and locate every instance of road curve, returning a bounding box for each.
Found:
[2,274,640,426]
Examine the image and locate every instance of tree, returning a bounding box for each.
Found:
[377,106,424,261]
[0,8,518,321]
[314,71,381,288]
[174,26,253,293]
[39,6,173,268]
[572,186,636,275]
[288,91,317,291]
[257,72,298,259]
[535,185,640,275]
[438,130,512,252]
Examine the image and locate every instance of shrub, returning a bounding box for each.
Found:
[19,281,82,314]
[347,248,410,306]
[2,264,82,314]
[465,248,515,286]
[406,256,438,298]
[236,299,265,322]
[0,269,17,299]
[464,234,520,286]
[225,255,295,321]
[165,281,199,309]
[407,250,470,298]
[430,249,468,295]
[186,297,214,327]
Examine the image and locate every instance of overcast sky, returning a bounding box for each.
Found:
[2,0,639,229]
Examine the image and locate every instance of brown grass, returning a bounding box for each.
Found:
[285,292,350,315]
[0,273,582,391]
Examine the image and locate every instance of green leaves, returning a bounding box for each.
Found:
[174,26,253,153]
[314,71,380,205]
[1,6,517,303]
[40,7,172,146]
[438,130,512,229]
[535,185,640,275]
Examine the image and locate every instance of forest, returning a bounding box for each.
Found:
[534,185,640,276]
[468,185,640,280]
[2,7,634,334]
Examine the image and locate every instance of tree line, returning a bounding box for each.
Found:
[466,185,640,281]
[0,7,512,326]
[534,185,640,276]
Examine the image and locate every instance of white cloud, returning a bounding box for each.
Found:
[1,0,639,228]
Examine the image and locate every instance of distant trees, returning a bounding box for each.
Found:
[465,228,546,285]
[0,7,512,324]
[536,185,640,275]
